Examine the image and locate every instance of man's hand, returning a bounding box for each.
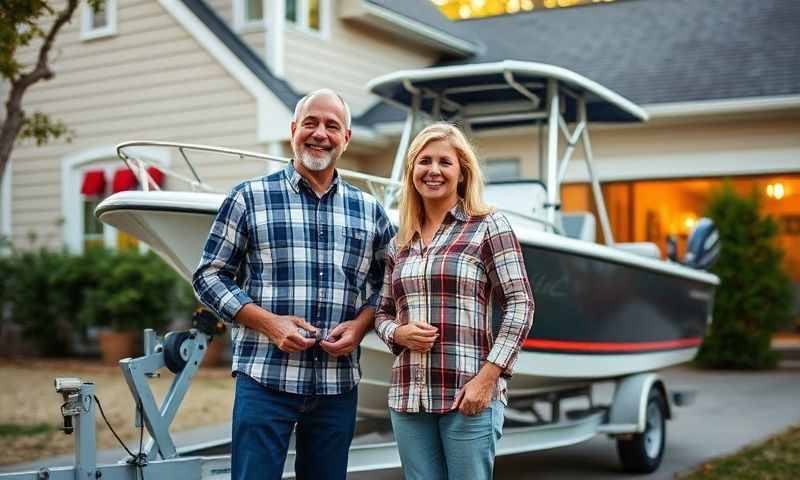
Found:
[394,322,438,352]
[451,363,502,416]
[234,304,317,353]
[320,320,366,357]
[266,315,318,353]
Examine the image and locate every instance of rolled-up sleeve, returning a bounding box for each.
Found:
[192,186,253,322]
[480,212,535,376]
[374,240,404,355]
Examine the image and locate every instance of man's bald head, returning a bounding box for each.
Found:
[293,89,351,130]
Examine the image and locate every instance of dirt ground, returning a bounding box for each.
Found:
[0,358,234,466]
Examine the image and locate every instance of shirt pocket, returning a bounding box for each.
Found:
[335,225,374,286]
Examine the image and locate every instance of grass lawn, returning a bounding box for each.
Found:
[681,424,800,479]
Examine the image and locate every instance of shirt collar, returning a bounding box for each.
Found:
[284,161,340,196]
[449,200,469,222]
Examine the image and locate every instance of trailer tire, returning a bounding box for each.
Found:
[616,386,666,473]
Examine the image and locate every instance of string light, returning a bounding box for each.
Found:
[433,0,616,19]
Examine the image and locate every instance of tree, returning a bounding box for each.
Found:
[695,183,793,369]
[0,0,102,183]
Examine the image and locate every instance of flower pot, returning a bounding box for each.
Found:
[97,330,139,365]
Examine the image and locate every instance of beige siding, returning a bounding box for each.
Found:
[202,2,440,114]
[562,115,800,182]
[354,114,800,188]
[284,21,438,115]
[206,0,233,24]
[8,0,264,249]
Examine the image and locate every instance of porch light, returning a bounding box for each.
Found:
[766,183,785,200]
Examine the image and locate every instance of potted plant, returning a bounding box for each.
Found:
[79,250,195,364]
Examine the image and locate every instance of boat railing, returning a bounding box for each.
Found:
[116,141,402,201]
[498,208,563,235]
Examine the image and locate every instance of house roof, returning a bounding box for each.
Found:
[357,0,800,123]
[180,0,800,128]
[358,0,480,56]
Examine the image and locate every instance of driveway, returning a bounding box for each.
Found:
[356,359,800,479]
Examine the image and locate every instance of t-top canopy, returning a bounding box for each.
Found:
[367,60,649,125]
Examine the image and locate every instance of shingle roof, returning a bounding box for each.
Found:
[357,0,800,124]
[182,0,800,126]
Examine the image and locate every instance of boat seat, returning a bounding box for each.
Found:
[561,212,596,242]
[614,242,662,259]
[485,181,549,232]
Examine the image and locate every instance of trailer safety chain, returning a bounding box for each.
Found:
[94,394,148,479]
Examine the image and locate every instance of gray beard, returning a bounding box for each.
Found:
[298,150,333,171]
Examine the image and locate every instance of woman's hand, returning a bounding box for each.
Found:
[451,363,503,416]
[394,322,438,352]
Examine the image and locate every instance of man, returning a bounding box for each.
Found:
[193,89,395,480]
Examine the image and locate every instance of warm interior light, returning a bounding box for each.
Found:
[683,214,697,233]
[766,182,785,200]
[459,4,472,17]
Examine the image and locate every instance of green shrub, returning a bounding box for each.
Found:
[2,244,195,356]
[695,183,793,369]
[77,249,195,333]
[5,247,75,356]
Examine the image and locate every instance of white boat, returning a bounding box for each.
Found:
[98,61,719,415]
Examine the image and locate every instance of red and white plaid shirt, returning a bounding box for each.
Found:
[374,204,534,413]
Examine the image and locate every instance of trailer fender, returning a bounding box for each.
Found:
[600,373,672,434]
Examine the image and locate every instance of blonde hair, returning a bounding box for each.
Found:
[396,123,493,248]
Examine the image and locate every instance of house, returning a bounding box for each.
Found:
[2,0,799,293]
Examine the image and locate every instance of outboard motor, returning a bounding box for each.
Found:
[682,217,720,270]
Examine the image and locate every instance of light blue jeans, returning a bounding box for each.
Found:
[389,400,505,480]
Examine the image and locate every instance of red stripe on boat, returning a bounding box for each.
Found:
[523,337,702,352]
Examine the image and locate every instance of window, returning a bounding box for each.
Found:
[235,0,327,34]
[80,0,117,41]
[235,0,264,30]
[82,196,106,251]
[246,0,264,23]
[484,158,521,182]
[63,146,169,254]
[286,0,327,34]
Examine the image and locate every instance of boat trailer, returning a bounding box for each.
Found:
[1,314,692,479]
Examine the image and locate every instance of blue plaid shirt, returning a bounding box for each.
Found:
[193,162,395,395]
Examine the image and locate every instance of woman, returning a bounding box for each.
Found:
[374,123,535,479]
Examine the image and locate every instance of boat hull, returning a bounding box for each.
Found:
[97,192,716,417]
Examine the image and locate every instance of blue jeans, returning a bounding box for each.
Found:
[389,400,505,480]
[231,373,358,480]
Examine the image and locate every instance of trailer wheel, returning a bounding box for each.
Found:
[163,331,192,374]
[616,386,666,473]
